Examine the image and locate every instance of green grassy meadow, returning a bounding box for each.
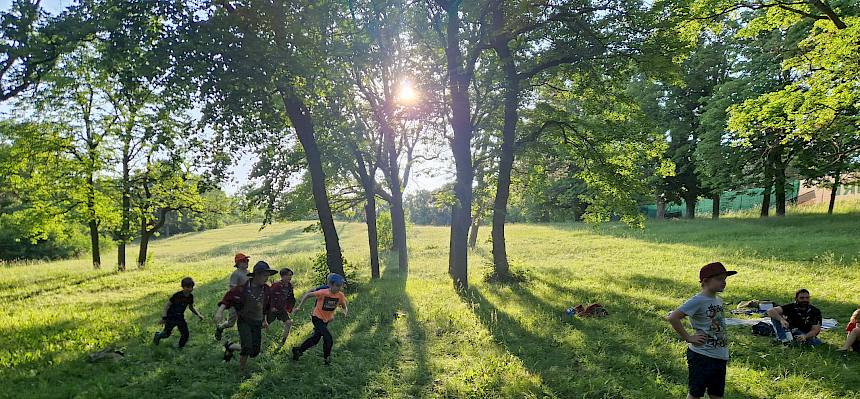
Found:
[2,202,860,398]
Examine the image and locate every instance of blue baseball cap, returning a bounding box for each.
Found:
[328,273,346,285]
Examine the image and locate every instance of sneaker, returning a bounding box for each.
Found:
[291,347,302,361]
[215,326,224,341]
[153,332,161,346]
[223,342,234,362]
[323,356,331,366]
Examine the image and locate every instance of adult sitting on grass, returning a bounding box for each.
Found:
[837,309,860,352]
[767,288,822,346]
[215,261,277,376]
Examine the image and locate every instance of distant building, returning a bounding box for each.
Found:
[797,177,860,206]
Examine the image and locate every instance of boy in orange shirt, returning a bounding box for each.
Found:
[291,273,348,365]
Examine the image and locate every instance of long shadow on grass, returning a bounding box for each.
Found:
[0,269,119,302]
[231,252,433,399]
[461,281,687,398]
[1,273,271,398]
[574,211,860,267]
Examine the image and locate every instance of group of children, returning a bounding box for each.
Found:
[668,261,860,399]
[153,252,348,375]
[153,254,858,393]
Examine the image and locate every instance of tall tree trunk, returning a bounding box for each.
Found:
[775,166,786,217]
[684,195,696,219]
[138,228,151,268]
[711,194,720,219]
[86,174,100,269]
[444,2,473,289]
[118,150,130,272]
[761,166,772,218]
[773,145,786,217]
[828,169,840,215]
[468,217,480,249]
[381,123,408,272]
[656,195,666,220]
[351,147,381,279]
[279,86,345,276]
[490,4,517,278]
[364,191,380,279]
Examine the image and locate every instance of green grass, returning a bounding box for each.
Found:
[2,204,860,399]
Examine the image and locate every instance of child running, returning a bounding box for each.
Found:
[269,267,296,348]
[153,277,204,348]
[291,273,348,365]
[667,262,736,399]
[215,252,251,341]
[215,261,276,376]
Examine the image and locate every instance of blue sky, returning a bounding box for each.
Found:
[0,0,73,15]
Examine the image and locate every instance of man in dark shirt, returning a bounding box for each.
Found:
[153,277,204,348]
[767,288,823,346]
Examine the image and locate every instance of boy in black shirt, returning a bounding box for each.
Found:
[153,277,204,348]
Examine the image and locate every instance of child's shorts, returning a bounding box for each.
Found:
[686,349,727,398]
[270,310,291,323]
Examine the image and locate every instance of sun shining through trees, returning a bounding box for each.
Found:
[0,0,859,397]
[396,79,418,104]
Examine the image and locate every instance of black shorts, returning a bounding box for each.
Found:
[686,349,727,398]
[237,318,263,357]
[853,340,860,352]
[269,310,291,323]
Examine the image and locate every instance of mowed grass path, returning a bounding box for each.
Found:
[2,205,859,398]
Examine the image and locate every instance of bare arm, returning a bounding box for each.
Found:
[189,304,203,320]
[766,306,783,318]
[767,306,789,328]
[667,310,705,345]
[160,300,171,323]
[804,325,822,339]
[293,291,313,313]
[214,304,228,324]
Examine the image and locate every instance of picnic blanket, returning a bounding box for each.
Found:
[725,317,839,330]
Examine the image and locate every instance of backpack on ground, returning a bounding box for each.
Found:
[752,321,774,337]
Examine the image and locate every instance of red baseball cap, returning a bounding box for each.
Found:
[699,262,737,281]
[234,253,250,264]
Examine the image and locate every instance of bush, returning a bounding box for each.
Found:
[310,251,356,286]
[0,215,89,261]
[376,211,394,251]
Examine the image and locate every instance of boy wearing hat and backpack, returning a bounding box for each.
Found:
[215,253,251,341]
[291,273,348,365]
[667,262,737,399]
[215,260,277,376]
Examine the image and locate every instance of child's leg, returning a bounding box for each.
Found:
[281,319,293,344]
[319,322,333,359]
[177,320,190,348]
[297,318,325,353]
[218,308,238,329]
[239,355,248,374]
[155,321,176,344]
[840,328,860,350]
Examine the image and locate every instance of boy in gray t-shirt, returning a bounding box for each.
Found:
[667,262,737,399]
[215,253,251,341]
